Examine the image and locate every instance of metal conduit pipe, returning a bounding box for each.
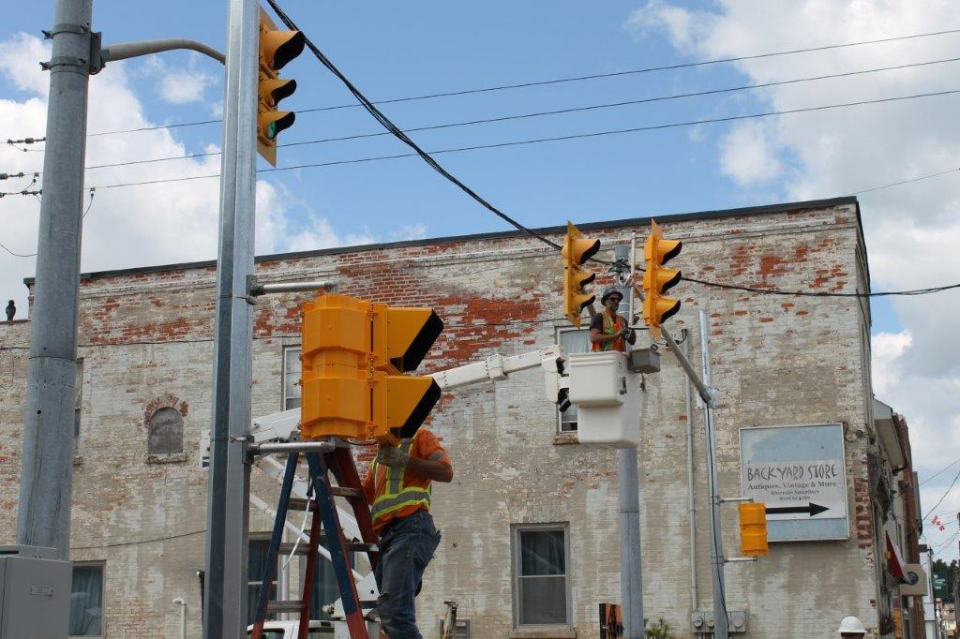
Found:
[172,598,186,639]
[682,331,699,614]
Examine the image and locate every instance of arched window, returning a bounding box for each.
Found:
[148,407,184,455]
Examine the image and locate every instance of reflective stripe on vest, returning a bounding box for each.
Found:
[592,313,625,352]
[370,434,432,525]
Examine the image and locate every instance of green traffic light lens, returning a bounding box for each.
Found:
[267,122,278,140]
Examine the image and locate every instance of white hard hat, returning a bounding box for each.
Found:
[838,616,867,634]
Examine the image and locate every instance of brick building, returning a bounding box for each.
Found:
[0,196,925,637]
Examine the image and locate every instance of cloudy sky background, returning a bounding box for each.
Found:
[1,1,958,558]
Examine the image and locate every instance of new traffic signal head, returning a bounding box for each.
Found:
[641,220,682,339]
[562,221,600,327]
[370,305,444,442]
[299,294,444,444]
[739,502,769,557]
[257,8,305,166]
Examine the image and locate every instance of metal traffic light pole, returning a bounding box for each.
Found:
[618,243,645,639]
[203,0,260,634]
[16,0,95,561]
[660,316,729,639]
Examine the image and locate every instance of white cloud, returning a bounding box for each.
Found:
[717,121,783,185]
[630,0,960,558]
[144,54,216,105]
[157,71,209,104]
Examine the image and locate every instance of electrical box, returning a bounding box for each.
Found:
[0,545,72,639]
[568,352,640,448]
[692,610,748,634]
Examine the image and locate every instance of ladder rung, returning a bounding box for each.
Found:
[267,600,306,614]
[343,542,378,553]
[287,497,315,511]
[277,542,311,556]
[330,486,363,498]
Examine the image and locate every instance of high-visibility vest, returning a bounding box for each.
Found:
[369,434,432,528]
[592,312,627,352]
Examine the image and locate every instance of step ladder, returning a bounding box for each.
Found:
[250,442,380,639]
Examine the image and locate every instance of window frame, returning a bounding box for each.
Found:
[147,406,185,456]
[69,561,105,639]
[282,345,302,411]
[301,533,356,620]
[248,534,280,624]
[555,327,590,433]
[74,358,84,454]
[511,522,572,629]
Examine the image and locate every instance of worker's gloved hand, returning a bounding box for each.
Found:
[377,445,410,469]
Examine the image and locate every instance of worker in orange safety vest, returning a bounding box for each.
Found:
[362,428,453,638]
[590,287,636,352]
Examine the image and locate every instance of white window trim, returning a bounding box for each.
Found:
[70,561,105,639]
[511,523,572,629]
[282,345,302,411]
[555,327,589,433]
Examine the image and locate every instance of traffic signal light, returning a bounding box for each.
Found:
[300,294,443,444]
[258,8,305,166]
[739,502,769,557]
[641,220,682,339]
[562,221,600,327]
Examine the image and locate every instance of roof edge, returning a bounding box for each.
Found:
[23,196,860,286]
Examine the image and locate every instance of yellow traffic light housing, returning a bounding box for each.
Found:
[300,294,443,444]
[641,220,682,339]
[562,221,600,327]
[739,502,769,557]
[258,8,305,166]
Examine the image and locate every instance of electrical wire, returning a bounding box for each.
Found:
[81,26,960,138]
[924,466,960,521]
[78,55,960,173]
[70,528,206,550]
[0,189,94,258]
[923,458,960,486]
[82,87,960,192]
[0,241,36,258]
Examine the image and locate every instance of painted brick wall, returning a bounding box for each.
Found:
[0,200,891,638]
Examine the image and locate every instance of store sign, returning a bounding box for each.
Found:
[740,424,850,542]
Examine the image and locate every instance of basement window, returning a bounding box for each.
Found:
[556,328,590,432]
[283,346,302,410]
[512,524,570,628]
[70,563,104,637]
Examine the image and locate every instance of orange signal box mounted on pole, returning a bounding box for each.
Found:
[300,294,443,445]
[739,502,769,557]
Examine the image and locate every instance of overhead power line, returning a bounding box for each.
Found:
[264,0,563,251]
[922,458,960,486]
[80,26,960,138]
[78,55,960,173]
[80,86,960,192]
[924,466,960,521]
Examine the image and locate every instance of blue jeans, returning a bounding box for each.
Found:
[374,510,442,639]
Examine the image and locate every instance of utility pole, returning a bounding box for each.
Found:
[618,242,644,638]
[17,0,95,560]
[661,314,728,639]
[698,310,728,639]
[203,0,259,635]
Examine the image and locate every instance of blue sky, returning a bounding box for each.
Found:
[3,1,959,555]
[12,0,907,326]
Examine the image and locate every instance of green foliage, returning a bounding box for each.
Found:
[933,558,959,603]
[645,618,673,639]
